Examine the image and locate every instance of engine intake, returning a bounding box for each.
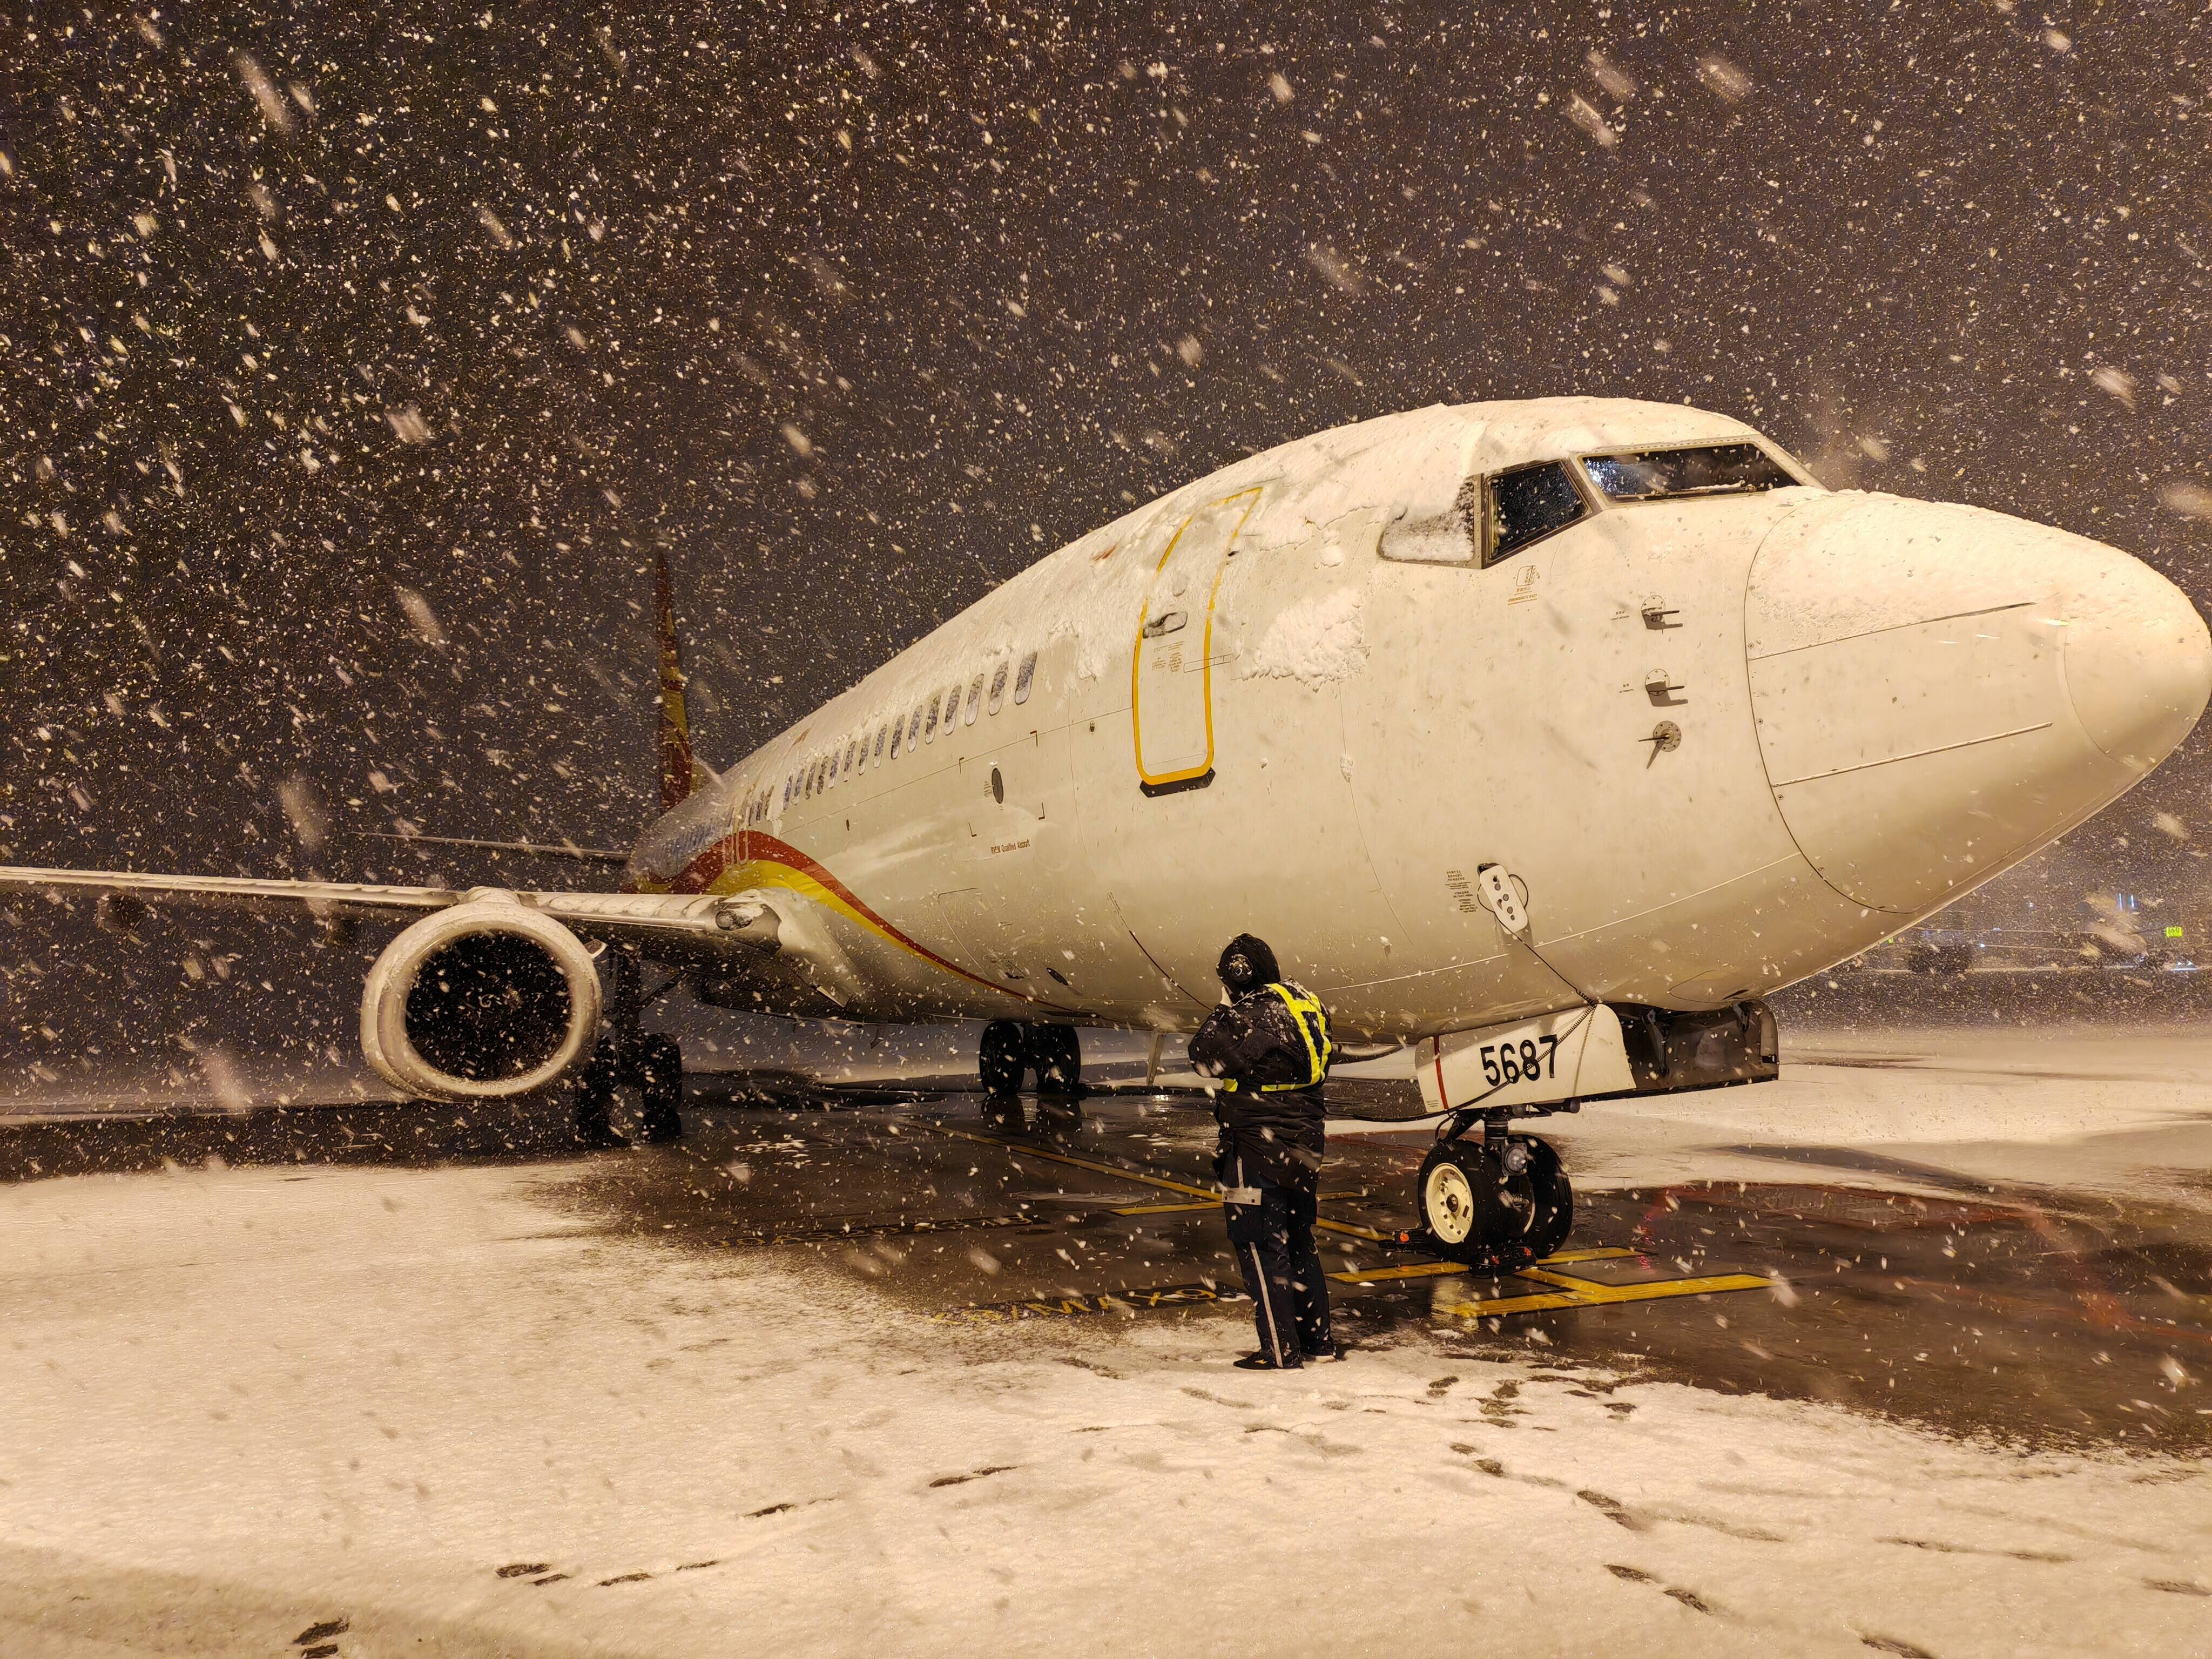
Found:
[361,892,602,1100]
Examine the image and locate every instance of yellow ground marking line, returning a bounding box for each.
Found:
[920,1122,1772,1324]
[1116,1187,1370,1217]
[1329,1247,1637,1285]
[1331,1262,1467,1283]
[923,1122,1399,1243]
[1437,1269,1773,1321]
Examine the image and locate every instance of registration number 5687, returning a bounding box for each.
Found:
[1479,1035,1560,1088]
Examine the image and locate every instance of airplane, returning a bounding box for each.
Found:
[7,396,2208,1263]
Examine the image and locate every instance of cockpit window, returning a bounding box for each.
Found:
[1487,460,1591,565]
[1580,441,1798,502]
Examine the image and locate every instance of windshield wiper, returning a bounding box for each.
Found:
[1649,480,1758,499]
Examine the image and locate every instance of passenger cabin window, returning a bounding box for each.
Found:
[964,675,983,724]
[890,717,903,759]
[1580,442,1798,502]
[874,725,887,759]
[1486,461,1591,566]
[988,663,1008,714]
[924,693,941,741]
[942,682,962,730]
[907,706,923,748]
[1013,651,1037,705]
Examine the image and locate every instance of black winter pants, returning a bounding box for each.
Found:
[1222,1154,1331,1367]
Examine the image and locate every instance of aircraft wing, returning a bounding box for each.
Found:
[0,865,739,954]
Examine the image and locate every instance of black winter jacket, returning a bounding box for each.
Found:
[1187,982,1331,1190]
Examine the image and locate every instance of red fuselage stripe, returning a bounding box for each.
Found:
[657,828,1044,1005]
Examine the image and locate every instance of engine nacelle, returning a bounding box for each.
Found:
[360,891,602,1100]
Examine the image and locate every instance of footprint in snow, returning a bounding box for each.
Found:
[1606,1567,1716,1616]
[929,1464,1016,1488]
[1576,1489,1649,1532]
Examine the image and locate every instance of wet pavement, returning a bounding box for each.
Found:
[536,1081,2212,1452]
[3,1072,2207,1453]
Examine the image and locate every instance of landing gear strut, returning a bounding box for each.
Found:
[1412,1105,1573,1266]
[574,948,684,1147]
[977,1020,1084,1100]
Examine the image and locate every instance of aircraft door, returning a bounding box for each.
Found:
[1132,489,1260,792]
[1078,505,1407,1022]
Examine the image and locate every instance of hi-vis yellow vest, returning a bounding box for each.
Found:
[1220,982,1333,1092]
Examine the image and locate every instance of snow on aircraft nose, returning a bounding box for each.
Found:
[2057,540,2212,773]
[1744,495,2210,916]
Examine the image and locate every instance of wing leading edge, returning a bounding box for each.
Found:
[0,864,738,954]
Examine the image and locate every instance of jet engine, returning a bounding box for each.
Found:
[360,891,603,1100]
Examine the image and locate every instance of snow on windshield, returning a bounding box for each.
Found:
[1581,442,1801,501]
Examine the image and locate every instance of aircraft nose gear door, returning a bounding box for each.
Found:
[1132,488,1260,795]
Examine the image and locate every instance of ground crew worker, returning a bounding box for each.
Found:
[1187,933,1339,1370]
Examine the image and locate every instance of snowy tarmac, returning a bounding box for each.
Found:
[3,1028,2210,1656]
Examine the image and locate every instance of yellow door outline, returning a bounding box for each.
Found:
[1131,486,1262,792]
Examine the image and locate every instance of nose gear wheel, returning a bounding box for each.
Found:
[1414,1135,1572,1264]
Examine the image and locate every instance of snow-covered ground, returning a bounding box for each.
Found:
[3,1121,2208,1657]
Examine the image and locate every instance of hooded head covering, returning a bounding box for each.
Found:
[1216,933,1280,997]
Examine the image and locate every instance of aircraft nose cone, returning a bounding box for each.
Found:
[1746,495,2208,915]
[2059,552,2212,772]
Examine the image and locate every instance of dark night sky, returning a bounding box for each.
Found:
[6,2,2212,1094]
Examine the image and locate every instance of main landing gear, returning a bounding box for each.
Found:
[1410,1105,1574,1266]
[575,1031,684,1147]
[574,948,684,1147]
[978,1020,1084,1100]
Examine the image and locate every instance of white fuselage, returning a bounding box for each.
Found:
[627,397,2211,1044]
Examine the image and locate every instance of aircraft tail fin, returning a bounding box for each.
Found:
[653,546,707,813]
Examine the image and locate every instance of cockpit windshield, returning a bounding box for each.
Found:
[1580,441,1799,502]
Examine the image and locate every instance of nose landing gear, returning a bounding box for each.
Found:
[1411,1108,1573,1265]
